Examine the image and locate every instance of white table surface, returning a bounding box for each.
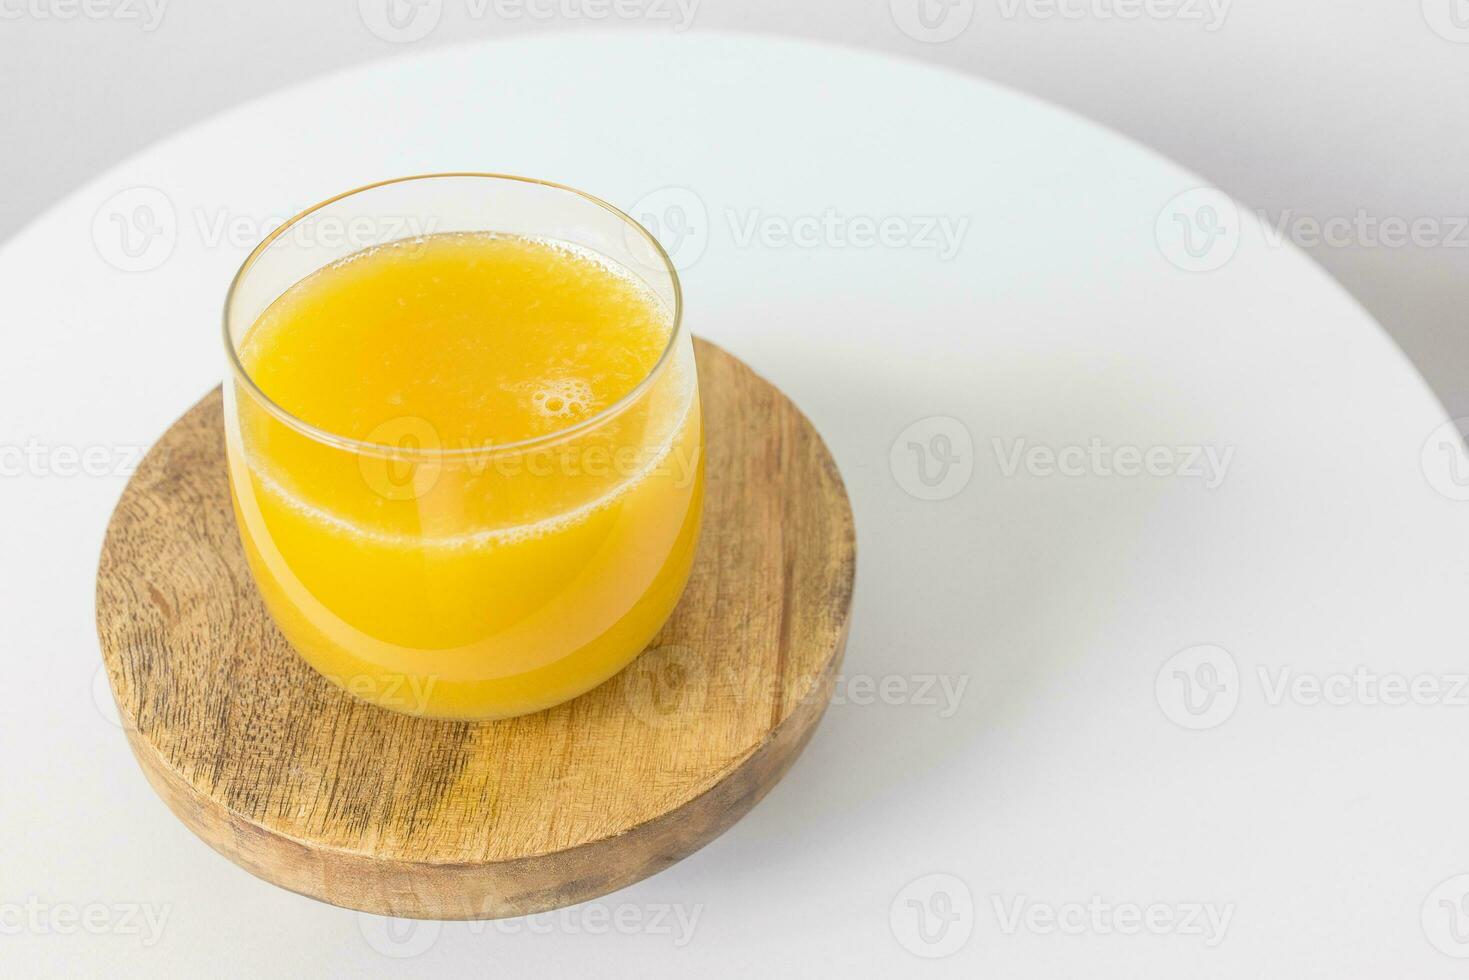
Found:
[3,32,1469,979]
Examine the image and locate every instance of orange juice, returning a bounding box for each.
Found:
[224,231,703,720]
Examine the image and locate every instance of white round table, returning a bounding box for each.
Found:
[4,32,1469,978]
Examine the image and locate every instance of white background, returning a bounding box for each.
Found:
[2,1,1467,414]
[5,7,1469,979]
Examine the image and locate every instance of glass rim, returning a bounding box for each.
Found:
[221,171,685,459]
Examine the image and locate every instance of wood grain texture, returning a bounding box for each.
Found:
[96,339,856,919]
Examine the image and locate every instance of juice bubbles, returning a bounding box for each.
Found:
[224,223,703,720]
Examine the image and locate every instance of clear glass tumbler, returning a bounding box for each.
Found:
[222,174,704,720]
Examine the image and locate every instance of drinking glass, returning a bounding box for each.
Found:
[222,174,704,720]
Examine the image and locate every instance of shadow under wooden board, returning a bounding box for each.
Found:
[95,338,857,920]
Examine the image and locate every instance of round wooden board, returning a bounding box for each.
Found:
[95,338,855,920]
